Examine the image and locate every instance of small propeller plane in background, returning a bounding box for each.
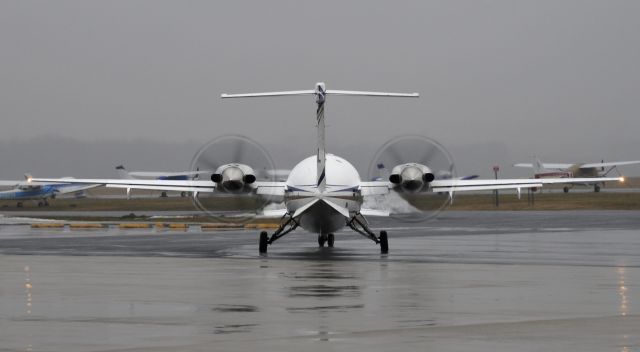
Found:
[513,157,638,193]
[33,83,623,253]
[0,175,99,207]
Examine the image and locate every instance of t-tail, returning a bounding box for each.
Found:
[221,82,419,192]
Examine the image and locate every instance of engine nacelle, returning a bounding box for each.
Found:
[389,163,435,193]
[210,163,256,193]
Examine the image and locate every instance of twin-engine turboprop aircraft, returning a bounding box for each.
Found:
[33,83,623,253]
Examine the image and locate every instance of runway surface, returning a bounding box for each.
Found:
[0,211,639,351]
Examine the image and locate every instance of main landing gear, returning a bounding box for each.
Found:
[317,233,335,248]
[258,214,299,254]
[258,212,389,254]
[347,213,389,254]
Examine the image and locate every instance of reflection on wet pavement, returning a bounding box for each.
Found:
[0,211,639,351]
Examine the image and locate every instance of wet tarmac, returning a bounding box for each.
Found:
[0,211,639,351]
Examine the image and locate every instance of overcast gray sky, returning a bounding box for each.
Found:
[1,0,639,179]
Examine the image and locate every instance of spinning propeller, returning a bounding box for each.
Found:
[367,135,456,222]
[189,135,276,223]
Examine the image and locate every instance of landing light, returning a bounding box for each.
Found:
[619,177,625,183]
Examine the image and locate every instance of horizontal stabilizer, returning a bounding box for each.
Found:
[326,90,418,97]
[221,90,315,98]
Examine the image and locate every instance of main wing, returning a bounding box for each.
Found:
[429,177,622,193]
[31,177,286,195]
[361,176,623,195]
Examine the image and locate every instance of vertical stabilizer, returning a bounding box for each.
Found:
[315,83,327,192]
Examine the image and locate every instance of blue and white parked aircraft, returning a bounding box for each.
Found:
[115,165,208,181]
[115,165,212,198]
[0,176,99,207]
[33,83,623,253]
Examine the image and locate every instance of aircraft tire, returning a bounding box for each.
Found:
[259,231,268,253]
[594,184,601,193]
[379,231,389,254]
[563,186,569,193]
[327,234,334,247]
[318,235,326,247]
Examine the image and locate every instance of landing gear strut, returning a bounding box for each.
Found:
[347,213,389,253]
[258,213,299,254]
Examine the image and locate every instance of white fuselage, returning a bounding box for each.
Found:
[284,154,362,235]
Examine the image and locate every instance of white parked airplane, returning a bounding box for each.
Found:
[514,157,638,193]
[33,83,623,253]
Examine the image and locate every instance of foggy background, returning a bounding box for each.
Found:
[1,1,639,180]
